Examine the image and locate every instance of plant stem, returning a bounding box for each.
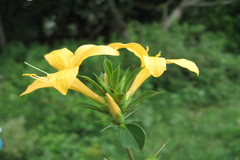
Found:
[125,148,135,160]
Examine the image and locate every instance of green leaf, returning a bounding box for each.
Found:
[147,139,170,160]
[76,102,107,114]
[124,108,140,119]
[117,68,130,92]
[103,58,113,86]
[79,75,105,95]
[94,73,112,94]
[125,68,141,90]
[116,67,141,94]
[119,123,146,150]
[100,124,115,132]
[103,58,113,73]
[128,90,161,109]
[112,65,121,88]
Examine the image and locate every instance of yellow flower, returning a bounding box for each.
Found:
[21,45,119,103]
[108,42,199,98]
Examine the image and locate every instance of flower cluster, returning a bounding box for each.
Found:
[21,42,199,124]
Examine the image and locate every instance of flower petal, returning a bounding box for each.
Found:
[44,48,74,70]
[126,68,151,98]
[72,45,120,66]
[70,78,104,103]
[108,42,124,49]
[109,42,148,67]
[20,78,52,96]
[48,66,79,95]
[143,56,166,77]
[124,43,149,59]
[166,59,199,75]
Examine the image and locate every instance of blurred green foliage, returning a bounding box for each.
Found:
[1,0,239,54]
[0,22,240,160]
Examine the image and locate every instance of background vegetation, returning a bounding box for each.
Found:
[0,0,239,159]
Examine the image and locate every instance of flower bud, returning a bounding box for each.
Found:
[105,93,123,123]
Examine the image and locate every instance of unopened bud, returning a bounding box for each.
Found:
[105,93,123,123]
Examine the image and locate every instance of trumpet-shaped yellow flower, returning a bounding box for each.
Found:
[21,45,119,103]
[108,42,199,97]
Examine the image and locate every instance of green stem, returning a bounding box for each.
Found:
[125,148,135,160]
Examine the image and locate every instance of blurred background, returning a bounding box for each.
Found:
[0,0,240,159]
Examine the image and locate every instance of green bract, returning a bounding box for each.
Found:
[78,59,160,118]
[77,59,161,150]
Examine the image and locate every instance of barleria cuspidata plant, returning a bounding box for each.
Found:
[21,42,199,160]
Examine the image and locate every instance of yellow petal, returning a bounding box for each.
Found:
[124,43,149,59]
[48,66,79,95]
[109,42,148,67]
[70,78,105,103]
[126,68,151,98]
[72,45,120,66]
[166,59,199,75]
[143,56,167,77]
[108,42,124,49]
[70,44,95,66]
[44,48,74,70]
[105,93,121,119]
[20,77,52,96]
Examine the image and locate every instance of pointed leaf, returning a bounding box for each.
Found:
[124,108,140,119]
[119,127,137,149]
[128,90,161,108]
[117,68,130,92]
[103,58,113,73]
[112,66,121,89]
[125,68,141,91]
[125,123,146,150]
[100,124,115,132]
[113,66,120,82]
[119,123,146,150]
[103,58,113,86]
[147,139,170,160]
[76,102,107,114]
[94,73,112,94]
[79,75,105,95]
